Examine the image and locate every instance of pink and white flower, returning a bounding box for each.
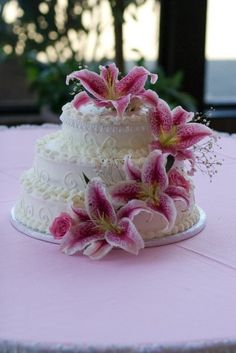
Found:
[111,151,191,231]
[49,212,73,239]
[149,99,212,162]
[57,178,146,259]
[66,63,158,116]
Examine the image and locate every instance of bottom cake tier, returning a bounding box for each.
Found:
[11,206,205,247]
[14,177,200,242]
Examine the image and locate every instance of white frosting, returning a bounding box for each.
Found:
[15,102,199,240]
[60,103,153,153]
[36,130,148,169]
[61,102,151,124]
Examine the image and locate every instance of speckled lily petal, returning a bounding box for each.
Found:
[60,222,104,255]
[71,206,90,222]
[177,123,212,150]
[72,92,91,109]
[165,185,190,207]
[117,200,150,221]
[105,218,144,255]
[66,69,107,100]
[150,98,172,135]
[111,95,131,117]
[141,150,168,191]
[138,89,159,107]
[172,106,194,125]
[100,63,119,84]
[116,66,157,95]
[83,240,113,260]
[110,181,142,205]
[149,193,177,231]
[176,148,195,162]
[168,168,191,192]
[124,156,142,181]
[85,178,117,223]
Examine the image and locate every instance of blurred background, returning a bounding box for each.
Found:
[0,0,235,131]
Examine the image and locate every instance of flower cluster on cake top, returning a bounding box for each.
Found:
[50,63,216,260]
[66,63,158,116]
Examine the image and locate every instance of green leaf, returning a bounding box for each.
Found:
[82,172,90,185]
[165,155,175,173]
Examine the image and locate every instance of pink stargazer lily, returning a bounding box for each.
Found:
[149,98,213,161]
[57,178,146,260]
[110,151,191,231]
[66,63,158,116]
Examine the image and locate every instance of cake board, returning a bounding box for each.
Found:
[10,206,206,248]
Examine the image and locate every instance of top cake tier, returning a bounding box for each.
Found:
[60,102,153,152]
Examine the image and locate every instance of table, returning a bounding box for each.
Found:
[1,125,236,353]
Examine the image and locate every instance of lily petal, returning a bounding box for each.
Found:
[168,168,190,192]
[83,240,113,260]
[117,199,150,221]
[148,193,176,231]
[137,89,159,107]
[72,91,91,110]
[93,99,111,108]
[111,95,131,117]
[149,140,161,151]
[172,106,194,125]
[60,221,104,255]
[165,186,190,207]
[71,206,90,222]
[124,156,142,181]
[150,99,172,135]
[116,66,156,95]
[150,73,158,84]
[85,178,117,223]
[105,218,144,255]
[100,63,119,84]
[110,180,142,205]
[177,123,212,149]
[176,148,195,162]
[66,69,107,100]
[141,150,168,190]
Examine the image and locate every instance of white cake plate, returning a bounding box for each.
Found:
[10,206,206,248]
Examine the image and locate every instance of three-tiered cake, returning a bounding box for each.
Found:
[13,63,213,259]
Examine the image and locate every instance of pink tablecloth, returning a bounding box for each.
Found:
[0,125,236,353]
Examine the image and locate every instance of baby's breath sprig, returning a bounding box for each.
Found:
[69,81,83,96]
[192,111,211,128]
[94,157,126,186]
[68,63,88,96]
[192,134,223,181]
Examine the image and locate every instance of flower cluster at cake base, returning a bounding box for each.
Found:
[50,177,148,260]
[50,151,193,260]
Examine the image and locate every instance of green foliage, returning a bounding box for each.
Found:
[165,155,175,173]
[0,0,195,113]
[82,172,90,185]
[0,0,100,60]
[23,54,106,114]
[0,0,102,113]
[23,54,79,114]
